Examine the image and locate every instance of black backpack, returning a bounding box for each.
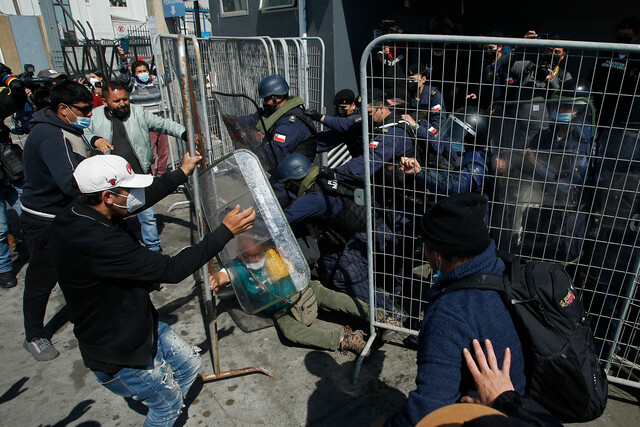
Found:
[438,254,608,423]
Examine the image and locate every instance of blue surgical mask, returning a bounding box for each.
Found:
[552,110,573,123]
[64,105,91,129]
[109,188,146,213]
[449,142,466,153]
[136,72,150,83]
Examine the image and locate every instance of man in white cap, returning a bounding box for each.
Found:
[50,152,255,426]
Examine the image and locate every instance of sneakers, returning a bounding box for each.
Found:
[23,338,60,361]
[340,326,366,355]
[0,271,17,288]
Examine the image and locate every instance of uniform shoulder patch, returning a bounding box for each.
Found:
[431,90,436,96]
[274,133,287,143]
[354,118,362,123]
[289,115,296,123]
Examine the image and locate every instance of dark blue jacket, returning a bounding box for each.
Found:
[409,85,446,129]
[21,108,86,219]
[413,150,487,195]
[386,241,526,426]
[336,115,414,181]
[268,105,314,163]
[317,114,363,155]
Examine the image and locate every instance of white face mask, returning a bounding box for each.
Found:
[109,188,146,213]
[245,257,266,271]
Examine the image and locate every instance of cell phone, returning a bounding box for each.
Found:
[120,37,129,54]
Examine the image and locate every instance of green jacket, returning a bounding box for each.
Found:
[84,104,185,173]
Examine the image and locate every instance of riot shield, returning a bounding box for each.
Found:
[212,92,277,173]
[198,149,310,314]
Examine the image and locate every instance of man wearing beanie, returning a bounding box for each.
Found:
[385,192,526,426]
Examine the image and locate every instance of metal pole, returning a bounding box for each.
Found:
[194,1,202,38]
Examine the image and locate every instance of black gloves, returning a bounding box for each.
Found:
[305,109,323,122]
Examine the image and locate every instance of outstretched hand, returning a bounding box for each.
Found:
[461,339,514,406]
[222,204,256,235]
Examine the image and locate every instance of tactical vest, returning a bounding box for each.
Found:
[257,96,318,161]
[300,168,367,246]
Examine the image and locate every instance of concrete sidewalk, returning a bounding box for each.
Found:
[0,191,638,426]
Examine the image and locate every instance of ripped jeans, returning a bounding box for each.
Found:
[93,322,202,427]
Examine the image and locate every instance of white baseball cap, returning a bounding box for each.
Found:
[73,155,153,193]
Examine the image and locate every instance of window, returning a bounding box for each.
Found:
[220,0,248,16]
[260,0,297,11]
[110,0,127,6]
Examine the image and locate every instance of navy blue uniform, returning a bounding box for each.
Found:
[317,113,363,157]
[284,179,396,312]
[336,116,414,181]
[268,106,315,164]
[409,85,446,129]
[413,150,487,195]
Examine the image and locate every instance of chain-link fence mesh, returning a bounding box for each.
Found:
[358,34,640,388]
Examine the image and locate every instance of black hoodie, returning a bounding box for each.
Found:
[21,108,86,219]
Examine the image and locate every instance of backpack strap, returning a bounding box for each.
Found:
[431,273,505,303]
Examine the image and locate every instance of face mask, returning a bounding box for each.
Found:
[552,110,573,123]
[64,105,91,129]
[484,50,497,63]
[109,188,146,213]
[262,103,277,116]
[432,258,443,280]
[245,257,266,271]
[89,77,101,87]
[336,107,349,117]
[135,72,150,83]
[407,81,419,95]
[449,142,466,153]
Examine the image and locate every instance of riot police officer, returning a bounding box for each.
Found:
[255,75,317,165]
[335,88,415,181]
[307,88,363,158]
[406,63,446,129]
[273,153,400,318]
[399,106,489,196]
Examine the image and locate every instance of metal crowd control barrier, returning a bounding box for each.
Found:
[156,33,326,382]
[356,34,640,389]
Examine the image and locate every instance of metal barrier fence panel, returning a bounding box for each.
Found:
[358,34,640,388]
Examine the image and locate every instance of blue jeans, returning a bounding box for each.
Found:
[93,322,202,427]
[0,182,22,273]
[138,206,161,250]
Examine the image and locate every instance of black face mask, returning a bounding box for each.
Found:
[484,50,497,64]
[110,106,130,120]
[616,35,633,44]
[541,53,563,67]
[336,107,349,117]
[262,103,277,117]
[407,82,419,96]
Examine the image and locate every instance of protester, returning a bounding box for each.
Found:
[51,152,255,426]
[20,80,93,361]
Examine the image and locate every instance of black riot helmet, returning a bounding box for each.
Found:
[273,153,312,183]
[437,106,489,167]
[440,106,489,147]
[550,79,595,139]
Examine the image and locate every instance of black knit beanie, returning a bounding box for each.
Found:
[419,192,490,256]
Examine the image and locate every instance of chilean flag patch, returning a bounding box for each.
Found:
[369,140,379,148]
[274,133,286,143]
[431,104,442,112]
[428,126,437,134]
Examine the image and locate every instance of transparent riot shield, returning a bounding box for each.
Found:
[198,149,309,314]
[212,92,277,173]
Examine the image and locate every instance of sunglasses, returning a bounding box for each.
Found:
[70,104,94,115]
